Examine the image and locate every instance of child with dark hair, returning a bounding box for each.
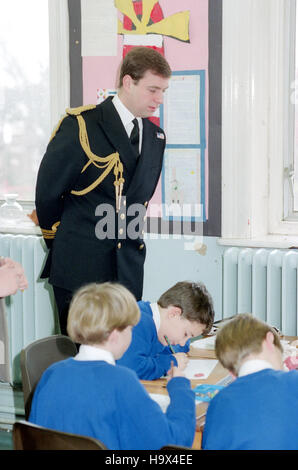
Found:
[117,281,215,379]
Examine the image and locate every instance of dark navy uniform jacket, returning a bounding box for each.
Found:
[35,97,166,300]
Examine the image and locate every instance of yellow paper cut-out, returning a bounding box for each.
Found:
[115,0,190,43]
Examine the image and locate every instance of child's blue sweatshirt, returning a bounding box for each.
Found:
[29,358,196,450]
[117,301,190,379]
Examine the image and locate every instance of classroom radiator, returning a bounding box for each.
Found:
[223,247,298,336]
[0,234,58,385]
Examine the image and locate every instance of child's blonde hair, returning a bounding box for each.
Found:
[67,282,140,345]
[215,313,283,376]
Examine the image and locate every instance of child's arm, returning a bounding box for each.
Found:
[118,335,178,379]
[117,318,179,379]
[120,368,196,449]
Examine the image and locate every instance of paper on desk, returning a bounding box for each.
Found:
[149,393,170,413]
[184,359,218,380]
[281,339,297,357]
[191,336,216,350]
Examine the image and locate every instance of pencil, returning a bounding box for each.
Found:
[164,335,175,354]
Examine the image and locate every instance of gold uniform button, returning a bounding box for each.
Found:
[144,201,148,207]
[117,242,122,249]
[119,228,124,235]
[139,244,144,250]
[120,213,125,220]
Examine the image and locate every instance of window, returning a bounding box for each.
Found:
[283,0,297,220]
[220,0,298,248]
[0,0,50,201]
[0,0,69,204]
[270,0,298,236]
[291,1,298,214]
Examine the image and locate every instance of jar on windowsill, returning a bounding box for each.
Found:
[0,194,24,226]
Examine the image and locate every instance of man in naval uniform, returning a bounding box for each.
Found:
[35,47,171,335]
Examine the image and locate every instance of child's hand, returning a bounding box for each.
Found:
[5,258,28,291]
[173,352,189,370]
[167,360,185,381]
[0,257,28,297]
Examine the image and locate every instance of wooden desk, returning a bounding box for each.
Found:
[141,344,230,450]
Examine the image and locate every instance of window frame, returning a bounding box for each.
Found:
[220,0,298,249]
[48,0,70,133]
[289,1,298,215]
[270,0,298,231]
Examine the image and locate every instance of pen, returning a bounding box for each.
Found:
[164,335,175,354]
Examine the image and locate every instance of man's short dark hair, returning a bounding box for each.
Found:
[118,46,172,88]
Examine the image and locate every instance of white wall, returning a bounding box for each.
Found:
[143,236,224,321]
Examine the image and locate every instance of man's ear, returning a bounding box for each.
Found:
[122,74,133,92]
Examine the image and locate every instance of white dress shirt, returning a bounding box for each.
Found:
[238,359,273,377]
[112,94,143,153]
[74,344,115,365]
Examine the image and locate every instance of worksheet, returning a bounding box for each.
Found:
[184,359,218,380]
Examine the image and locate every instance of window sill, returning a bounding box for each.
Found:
[218,236,298,250]
[0,221,42,236]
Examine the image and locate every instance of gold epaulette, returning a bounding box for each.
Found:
[49,104,125,205]
[66,104,96,116]
[41,221,60,239]
[49,105,96,142]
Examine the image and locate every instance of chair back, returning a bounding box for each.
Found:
[13,420,107,450]
[20,335,77,419]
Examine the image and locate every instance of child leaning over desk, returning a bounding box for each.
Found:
[117,281,215,379]
[202,314,298,450]
[29,282,196,450]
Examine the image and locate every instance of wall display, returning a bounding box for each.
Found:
[161,70,206,222]
[68,0,222,236]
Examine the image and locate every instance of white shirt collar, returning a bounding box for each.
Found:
[112,94,143,146]
[150,302,161,333]
[74,344,115,365]
[113,94,135,129]
[238,359,273,377]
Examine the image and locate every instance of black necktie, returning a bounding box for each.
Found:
[130,118,140,157]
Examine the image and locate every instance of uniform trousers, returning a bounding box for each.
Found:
[53,285,73,336]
